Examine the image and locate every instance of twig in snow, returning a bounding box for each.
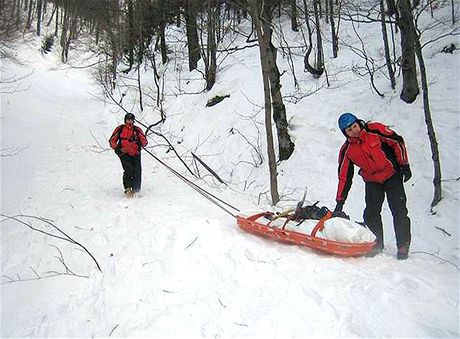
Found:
[109,324,119,337]
[440,176,460,182]
[1,213,102,272]
[411,251,459,270]
[185,236,198,250]
[29,266,41,279]
[218,298,227,308]
[60,187,75,193]
[234,322,248,327]
[1,245,90,285]
[434,226,451,236]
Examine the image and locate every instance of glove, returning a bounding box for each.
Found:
[399,164,412,183]
[332,201,349,219]
[115,147,123,156]
[333,201,344,213]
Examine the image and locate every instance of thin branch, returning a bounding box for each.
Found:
[185,236,198,250]
[411,251,459,270]
[1,214,102,272]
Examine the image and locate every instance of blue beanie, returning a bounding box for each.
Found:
[338,112,358,132]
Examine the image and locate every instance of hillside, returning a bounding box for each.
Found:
[1,5,459,338]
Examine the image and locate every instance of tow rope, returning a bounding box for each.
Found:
[132,119,239,217]
[141,147,240,218]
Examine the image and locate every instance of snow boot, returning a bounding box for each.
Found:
[124,187,134,198]
[365,242,384,257]
[397,244,410,260]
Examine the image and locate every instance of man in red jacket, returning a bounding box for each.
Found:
[109,113,148,197]
[333,113,412,259]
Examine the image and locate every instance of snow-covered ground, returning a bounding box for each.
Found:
[1,7,459,338]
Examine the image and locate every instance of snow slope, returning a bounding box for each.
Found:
[1,9,459,338]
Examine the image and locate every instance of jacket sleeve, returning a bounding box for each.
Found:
[336,142,354,203]
[109,126,122,149]
[135,127,148,148]
[367,122,409,166]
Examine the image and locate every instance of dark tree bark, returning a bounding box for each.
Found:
[126,0,135,69]
[290,0,298,32]
[414,34,442,207]
[26,0,33,30]
[329,0,338,58]
[158,21,168,64]
[386,0,398,16]
[205,0,217,90]
[397,0,419,103]
[380,0,396,89]
[184,0,201,71]
[254,2,294,162]
[251,0,280,205]
[313,0,324,70]
[303,0,324,77]
[36,0,42,35]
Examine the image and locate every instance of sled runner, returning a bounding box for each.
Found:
[236,211,376,257]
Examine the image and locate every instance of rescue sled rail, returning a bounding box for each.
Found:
[237,212,376,257]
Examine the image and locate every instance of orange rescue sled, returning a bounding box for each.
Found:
[236,211,376,257]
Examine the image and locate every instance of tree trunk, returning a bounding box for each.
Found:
[303,0,324,77]
[257,3,295,161]
[26,0,33,30]
[290,0,298,31]
[397,0,419,103]
[159,0,168,64]
[386,0,398,16]
[126,0,135,70]
[36,0,42,36]
[184,0,201,71]
[329,0,338,58]
[205,0,217,91]
[414,34,442,207]
[159,21,168,64]
[249,0,280,205]
[54,4,58,36]
[254,14,280,206]
[380,0,396,89]
[313,0,324,71]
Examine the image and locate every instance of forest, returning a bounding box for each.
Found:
[1,0,458,205]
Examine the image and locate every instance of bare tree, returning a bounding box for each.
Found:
[396,0,419,103]
[250,0,280,205]
[204,0,218,90]
[302,0,324,77]
[185,0,201,71]
[379,0,396,89]
[329,0,339,58]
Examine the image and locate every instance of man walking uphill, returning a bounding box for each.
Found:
[333,113,412,259]
[109,113,148,197]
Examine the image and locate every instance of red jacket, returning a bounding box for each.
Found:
[109,124,148,156]
[336,121,409,203]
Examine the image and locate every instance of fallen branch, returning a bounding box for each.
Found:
[1,245,89,285]
[434,226,451,236]
[1,214,102,273]
[185,236,198,250]
[109,324,119,337]
[191,152,227,185]
[411,251,459,270]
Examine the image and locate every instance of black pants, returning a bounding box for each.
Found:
[363,173,411,248]
[119,154,142,192]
